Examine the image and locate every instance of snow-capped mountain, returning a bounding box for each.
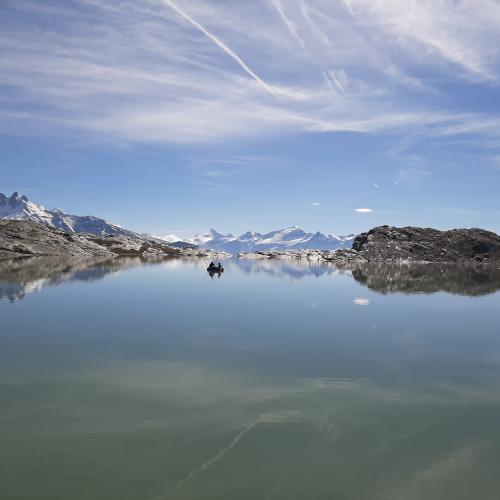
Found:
[167,226,356,253]
[1,192,357,252]
[0,192,138,238]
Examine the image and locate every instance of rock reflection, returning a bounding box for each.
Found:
[232,258,500,296]
[1,256,499,302]
[349,262,500,296]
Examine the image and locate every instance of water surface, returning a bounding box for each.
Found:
[1,256,500,500]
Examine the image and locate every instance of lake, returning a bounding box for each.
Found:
[1,256,500,500]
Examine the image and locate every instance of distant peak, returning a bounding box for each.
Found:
[283,225,304,233]
[208,228,223,236]
[240,231,260,238]
[6,192,29,204]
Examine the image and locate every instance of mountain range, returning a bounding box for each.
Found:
[1,192,356,252]
[160,227,356,253]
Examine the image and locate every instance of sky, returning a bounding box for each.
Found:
[1,0,500,238]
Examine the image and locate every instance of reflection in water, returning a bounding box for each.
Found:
[353,297,370,306]
[207,268,224,279]
[230,258,500,296]
[1,256,500,499]
[0,256,176,302]
[349,261,500,296]
[2,257,500,301]
[230,257,341,280]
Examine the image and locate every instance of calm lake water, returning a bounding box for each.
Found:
[1,256,500,500]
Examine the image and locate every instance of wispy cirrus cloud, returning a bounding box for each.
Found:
[346,0,500,81]
[270,0,306,50]
[1,0,500,145]
[161,0,278,98]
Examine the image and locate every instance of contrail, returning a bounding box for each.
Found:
[324,71,338,95]
[162,0,277,98]
[301,1,333,47]
[324,70,346,94]
[271,0,306,50]
[150,422,257,499]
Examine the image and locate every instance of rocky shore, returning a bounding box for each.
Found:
[2,220,499,264]
[0,220,222,259]
[238,225,500,264]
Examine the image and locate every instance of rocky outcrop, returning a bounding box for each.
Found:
[0,220,181,259]
[237,226,500,264]
[352,226,500,263]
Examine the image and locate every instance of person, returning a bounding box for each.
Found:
[209,261,215,268]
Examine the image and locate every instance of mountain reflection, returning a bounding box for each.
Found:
[230,259,500,296]
[227,258,344,279]
[1,256,499,302]
[0,256,174,302]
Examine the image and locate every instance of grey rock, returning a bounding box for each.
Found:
[0,220,181,259]
[352,225,500,263]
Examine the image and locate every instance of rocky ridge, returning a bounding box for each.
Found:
[352,225,500,263]
[0,220,220,259]
[0,192,139,238]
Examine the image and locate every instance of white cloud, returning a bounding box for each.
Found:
[311,202,321,206]
[161,0,278,98]
[355,208,373,213]
[346,0,500,81]
[1,0,500,144]
[271,0,306,50]
[353,298,370,305]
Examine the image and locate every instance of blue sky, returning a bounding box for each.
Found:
[1,0,500,237]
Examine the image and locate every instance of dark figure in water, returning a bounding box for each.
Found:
[207,261,224,277]
[207,267,222,278]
